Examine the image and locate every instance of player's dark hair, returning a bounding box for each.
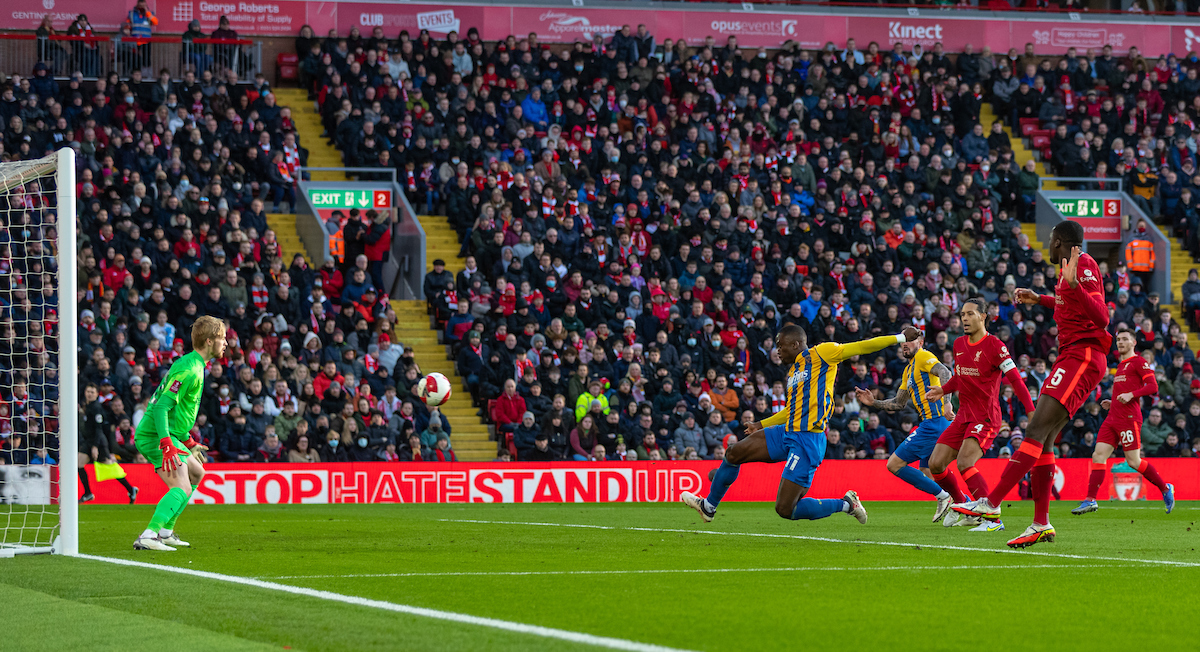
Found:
[1052,219,1085,246]
[962,297,987,314]
[1117,327,1136,337]
[779,323,807,348]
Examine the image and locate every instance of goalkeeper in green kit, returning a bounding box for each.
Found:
[133,316,226,551]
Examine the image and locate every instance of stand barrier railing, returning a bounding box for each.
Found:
[0,34,262,82]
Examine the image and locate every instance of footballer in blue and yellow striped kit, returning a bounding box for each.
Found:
[681,323,918,525]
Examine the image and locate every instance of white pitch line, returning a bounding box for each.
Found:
[261,563,1130,581]
[438,519,1200,568]
[72,553,695,652]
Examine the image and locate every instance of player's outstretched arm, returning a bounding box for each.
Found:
[757,407,791,430]
[1016,288,1054,310]
[864,386,911,412]
[930,362,954,415]
[827,327,921,363]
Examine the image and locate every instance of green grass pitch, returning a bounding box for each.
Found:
[3,500,1199,651]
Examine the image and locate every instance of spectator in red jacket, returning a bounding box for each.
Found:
[493,378,526,433]
[102,254,132,293]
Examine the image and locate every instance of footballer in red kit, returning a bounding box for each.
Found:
[953,221,1117,549]
[1072,328,1175,515]
[925,299,1034,531]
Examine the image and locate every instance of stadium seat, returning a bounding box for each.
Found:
[1020,119,1039,136]
[276,53,298,86]
[1030,135,1051,150]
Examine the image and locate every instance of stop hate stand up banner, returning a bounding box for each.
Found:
[78,459,1199,505]
[4,2,1196,57]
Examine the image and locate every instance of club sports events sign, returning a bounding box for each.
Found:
[78,459,1198,505]
[306,188,392,211]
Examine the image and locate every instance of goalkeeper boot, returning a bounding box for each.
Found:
[128,486,139,505]
[160,531,190,547]
[681,491,715,523]
[133,535,176,552]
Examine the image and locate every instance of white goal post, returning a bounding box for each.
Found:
[0,148,77,557]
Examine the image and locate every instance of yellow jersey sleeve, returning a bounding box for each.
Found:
[914,350,939,375]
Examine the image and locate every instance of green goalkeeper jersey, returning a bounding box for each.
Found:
[135,351,206,440]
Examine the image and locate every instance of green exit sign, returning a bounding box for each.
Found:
[1052,198,1121,218]
[306,188,392,210]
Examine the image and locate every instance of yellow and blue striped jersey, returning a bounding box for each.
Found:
[784,342,850,433]
[901,349,944,422]
[761,334,906,434]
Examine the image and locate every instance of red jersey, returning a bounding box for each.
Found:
[1039,252,1112,352]
[947,333,1015,425]
[1107,354,1157,421]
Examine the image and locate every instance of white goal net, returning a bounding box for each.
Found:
[0,149,77,557]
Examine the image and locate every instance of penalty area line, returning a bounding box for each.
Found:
[438,519,1200,568]
[262,563,1133,580]
[72,553,695,652]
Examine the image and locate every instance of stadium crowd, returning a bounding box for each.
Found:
[0,15,1199,476]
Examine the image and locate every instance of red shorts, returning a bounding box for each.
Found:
[1041,345,1108,415]
[937,419,999,451]
[1098,417,1141,451]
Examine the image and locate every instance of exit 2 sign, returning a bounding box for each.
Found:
[1052,198,1120,218]
[307,188,392,210]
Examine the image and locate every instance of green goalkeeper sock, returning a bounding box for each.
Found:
[163,484,198,532]
[145,487,188,534]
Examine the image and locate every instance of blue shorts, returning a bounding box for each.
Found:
[764,425,826,488]
[893,416,950,469]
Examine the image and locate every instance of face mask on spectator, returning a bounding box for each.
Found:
[687,338,697,347]
[358,437,368,448]
[328,438,338,448]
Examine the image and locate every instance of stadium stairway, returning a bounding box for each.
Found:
[272,87,346,182]
[260,88,490,457]
[390,299,493,460]
[982,105,1062,192]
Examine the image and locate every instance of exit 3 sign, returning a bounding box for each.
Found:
[307,188,392,210]
[1052,198,1121,218]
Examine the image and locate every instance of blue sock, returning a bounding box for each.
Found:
[895,465,944,497]
[705,461,740,509]
[790,498,846,520]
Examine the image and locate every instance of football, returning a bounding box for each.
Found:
[418,372,452,407]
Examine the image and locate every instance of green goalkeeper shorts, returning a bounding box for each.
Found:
[134,432,188,470]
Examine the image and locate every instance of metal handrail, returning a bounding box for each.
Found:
[298,167,397,184]
[1039,176,1124,192]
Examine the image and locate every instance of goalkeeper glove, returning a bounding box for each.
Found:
[158,437,187,472]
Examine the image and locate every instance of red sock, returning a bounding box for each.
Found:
[932,468,966,502]
[962,466,990,500]
[1137,459,1168,493]
[988,440,1044,504]
[1086,461,1106,500]
[1032,451,1056,526]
